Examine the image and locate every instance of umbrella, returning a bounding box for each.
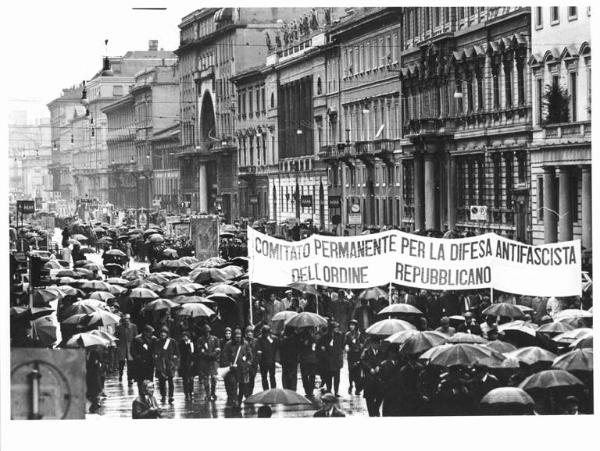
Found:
[167,277,194,285]
[61,313,88,325]
[271,311,298,323]
[171,295,213,305]
[82,262,105,272]
[554,309,593,321]
[58,276,79,285]
[108,284,127,296]
[155,271,180,280]
[32,316,61,346]
[552,349,593,372]
[97,237,113,245]
[129,288,159,300]
[537,322,576,335]
[447,332,488,344]
[571,337,593,349]
[33,288,62,305]
[89,329,118,344]
[429,343,504,368]
[554,328,593,344]
[236,279,250,290]
[85,310,122,327]
[74,268,94,278]
[81,280,112,292]
[289,282,319,296]
[206,283,242,297]
[378,304,423,315]
[63,303,102,316]
[129,280,164,292]
[122,268,148,280]
[480,387,535,406]
[506,346,557,366]
[397,331,448,355]
[10,306,55,321]
[146,274,171,285]
[221,266,244,279]
[358,287,388,301]
[67,239,81,246]
[478,355,520,370]
[128,228,143,235]
[200,257,227,268]
[284,312,328,329]
[485,340,517,354]
[205,293,237,305]
[106,277,129,285]
[365,319,415,336]
[222,224,238,234]
[162,284,196,297]
[244,388,313,406]
[89,291,116,302]
[71,234,88,241]
[142,298,179,312]
[518,369,584,391]
[105,249,126,257]
[191,268,228,284]
[155,260,191,270]
[177,303,215,318]
[56,269,80,278]
[481,303,525,319]
[163,248,179,259]
[44,260,63,270]
[230,256,249,268]
[147,234,164,244]
[56,285,85,298]
[79,247,95,255]
[498,320,537,339]
[179,256,199,266]
[66,332,110,348]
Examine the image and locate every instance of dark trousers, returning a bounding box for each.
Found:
[366,394,383,417]
[282,362,298,391]
[157,376,174,400]
[260,364,276,390]
[348,358,362,391]
[118,359,135,382]
[224,373,246,406]
[300,362,316,396]
[322,369,341,395]
[182,375,194,396]
[199,374,217,398]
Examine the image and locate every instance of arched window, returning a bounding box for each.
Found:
[317,77,322,95]
[270,93,275,108]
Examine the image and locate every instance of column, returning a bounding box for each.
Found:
[424,154,439,230]
[558,166,573,242]
[414,154,425,230]
[543,166,557,243]
[446,154,456,230]
[198,163,208,213]
[581,165,592,249]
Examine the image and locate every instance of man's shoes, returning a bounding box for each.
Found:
[355,389,361,395]
[127,380,133,387]
[348,386,352,395]
[335,393,340,397]
[210,394,217,401]
[168,398,174,405]
[160,397,166,404]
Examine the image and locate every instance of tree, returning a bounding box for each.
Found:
[542,83,570,124]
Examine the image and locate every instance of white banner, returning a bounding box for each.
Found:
[247,228,581,297]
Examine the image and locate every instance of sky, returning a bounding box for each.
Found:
[5,0,193,121]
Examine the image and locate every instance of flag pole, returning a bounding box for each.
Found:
[388,282,392,305]
[248,281,253,327]
[315,283,319,315]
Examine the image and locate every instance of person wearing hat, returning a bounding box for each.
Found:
[318,321,344,397]
[344,319,365,395]
[435,316,456,337]
[219,327,233,365]
[298,328,318,398]
[360,336,385,416]
[313,392,345,417]
[153,326,180,404]
[256,325,278,390]
[222,327,253,408]
[244,325,259,398]
[480,315,497,340]
[132,379,162,419]
[115,313,138,385]
[457,312,482,335]
[195,324,221,401]
[131,325,157,393]
[279,326,299,391]
[562,396,579,414]
[178,330,196,401]
[282,290,294,311]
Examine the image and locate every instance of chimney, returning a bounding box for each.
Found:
[149,40,158,51]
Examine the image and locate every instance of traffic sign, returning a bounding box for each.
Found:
[470,205,488,221]
[351,203,360,213]
[348,213,362,225]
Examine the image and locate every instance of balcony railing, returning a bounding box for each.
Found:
[355,138,400,155]
[238,165,257,176]
[542,121,591,140]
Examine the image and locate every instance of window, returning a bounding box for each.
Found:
[551,6,559,23]
[467,75,474,112]
[455,77,463,113]
[536,7,543,28]
[348,48,354,75]
[517,63,525,106]
[371,40,377,69]
[536,78,544,124]
[537,177,544,222]
[434,8,440,27]
[477,72,484,110]
[248,90,253,117]
[113,85,123,97]
[570,175,579,222]
[570,72,578,121]
[424,8,430,30]
[568,6,577,19]
[504,62,513,108]
[270,93,275,108]
[458,8,465,20]
[317,78,322,95]
[261,87,266,111]
[504,153,513,208]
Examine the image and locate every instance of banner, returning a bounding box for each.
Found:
[247,228,581,297]
[191,216,220,261]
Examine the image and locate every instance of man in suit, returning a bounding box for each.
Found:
[244,325,259,398]
[353,298,375,332]
[298,328,317,398]
[222,327,253,408]
[255,325,278,390]
[153,326,179,404]
[195,324,220,401]
[178,330,195,401]
[317,322,344,397]
[344,319,365,395]
[457,312,482,335]
[439,291,461,317]
[279,326,299,391]
[115,313,138,385]
[360,336,384,416]
[313,392,345,417]
[131,325,157,394]
[132,380,162,419]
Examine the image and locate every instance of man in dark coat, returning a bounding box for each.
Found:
[255,325,278,390]
[61,227,70,248]
[178,330,195,401]
[222,327,253,408]
[439,291,461,317]
[131,325,157,393]
[317,322,344,396]
[244,325,259,398]
[195,324,221,401]
[344,319,365,395]
[298,328,317,397]
[132,380,162,419]
[398,355,426,416]
[353,298,375,332]
[360,336,384,416]
[313,392,346,417]
[457,312,482,335]
[115,313,138,385]
[153,326,179,404]
[279,326,298,391]
[86,348,104,413]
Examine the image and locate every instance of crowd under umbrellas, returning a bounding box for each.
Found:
[8,220,594,417]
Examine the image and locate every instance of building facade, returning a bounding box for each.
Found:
[529,6,591,248]
[151,124,181,213]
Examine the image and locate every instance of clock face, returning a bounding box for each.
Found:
[351,204,360,213]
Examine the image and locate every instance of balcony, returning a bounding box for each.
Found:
[543,121,591,139]
[238,165,257,180]
[355,139,400,163]
[403,118,449,137]
[318,144,356,166]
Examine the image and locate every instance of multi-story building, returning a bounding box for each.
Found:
[175,7,308,221]
[151,124,180,213]
[77,41,176,204]
[399,7,532,241]
[47,86,85,202]
[529,6,591,248]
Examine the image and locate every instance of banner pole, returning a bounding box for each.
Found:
[248,280,253,327]
[315,284,319,315]
[490,286,494,304]
[388,282,392,305]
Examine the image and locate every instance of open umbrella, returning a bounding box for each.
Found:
[105,249,126,257]
[358,287,387,301]
[56,285,85,298]
[82,263,104,273]
[552,349,593,372]
[129,288,159,300]
[447,332,488,344]
[32,316,61,347]
[122,268,148,280]
[147,234,165,244]
[162,248,179,259]
[66,332,110,348]
[171,295,213,305]
[554,328,593,344]
[63,303,102,316]
[129,280,164,292]
[97,237,113,245]
[167,277,194,285]
[221,266,244,279]
[57,276,79,285]
[85,310,122,327]
[284,312,328,329]
[244,388,312,406]
[206,283,242,297]
[71,234,88,241]
[81,280,112,292]
[519,369,583,391]
[271,311,298,323]
[480,387,535,407]
[397,331,448,355]
[106,277,129,285]
[146,274,170,285]
[506,346,557,366]
[429,343,504,368]
[289,282,319,296]
[482,303,525,319]
[142,298,179,312]
[571,337,593,349]
[485,340,517,354]
[177,303,215,318]
[89,329,118,344]
[61,313,88,325]
[108,284,128,296]
[155,271,180,280]
[179,257,199,266]
[44,260,63,270]
[205,293,237,305]
[200,257,227,268]
[33,288,62,306]
[156,260,191,270]
[10,306,55,321]
[366,318,415,337]
[89,291,116,302]
[191,267,228,284]
[162,284,196,297]
[554,309,593,321]
[537,322,576,336]
[74,268,95,279]
[378,304,423,315]
[56,269,80,279]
